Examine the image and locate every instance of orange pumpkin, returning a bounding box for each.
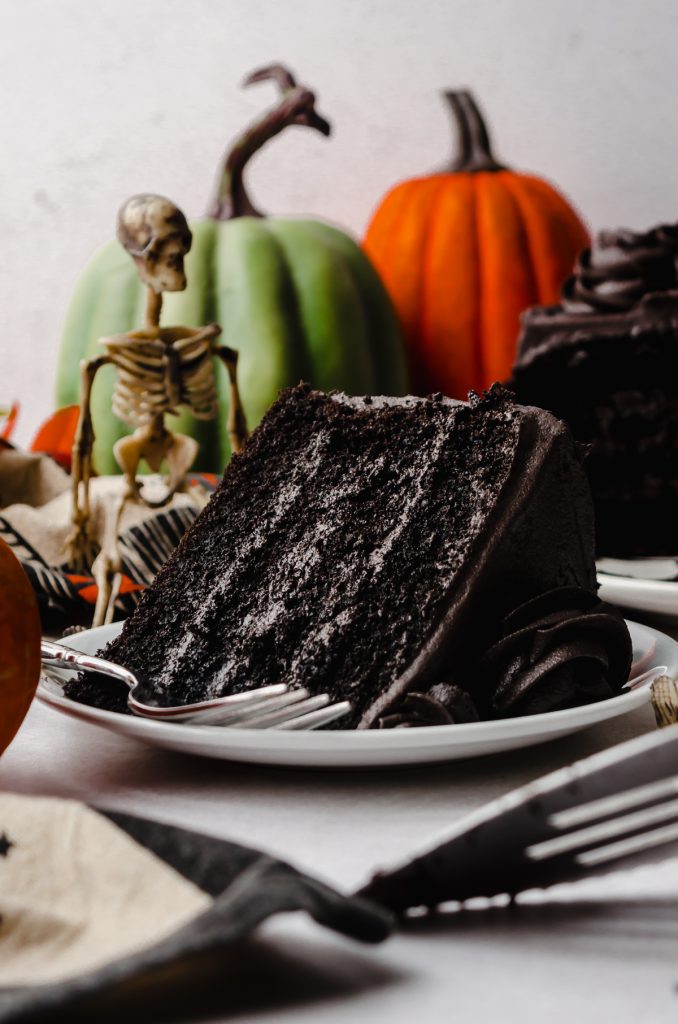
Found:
[0,538,41,755]
[363,91,590,397]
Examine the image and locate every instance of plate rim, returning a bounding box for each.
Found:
[36,617,671,750]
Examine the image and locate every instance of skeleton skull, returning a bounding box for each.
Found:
[117,194,192,293]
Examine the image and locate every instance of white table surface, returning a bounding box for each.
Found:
[2,680,678,1023]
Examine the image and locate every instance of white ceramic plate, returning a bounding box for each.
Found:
[37,620,675,769]
[598,558,678,621]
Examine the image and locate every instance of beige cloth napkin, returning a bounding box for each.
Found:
[0,793,210,986]
[0,450,69,512]
[0,450,205,568]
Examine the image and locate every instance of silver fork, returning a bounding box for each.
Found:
[359,720,678,911]
[40,640,352,730]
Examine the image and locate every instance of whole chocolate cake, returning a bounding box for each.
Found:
[511,224,678,557]
[66,384,631,727]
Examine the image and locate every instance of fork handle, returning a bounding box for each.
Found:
[41,641,136,691]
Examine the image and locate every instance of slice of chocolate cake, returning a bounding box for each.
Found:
[66,384,631,727]
[511,224,678,557]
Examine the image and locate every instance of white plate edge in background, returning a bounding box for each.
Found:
[597,572,678,620]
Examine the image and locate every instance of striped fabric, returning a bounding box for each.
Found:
[0,476,217,622]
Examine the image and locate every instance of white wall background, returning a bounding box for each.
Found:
[2,0,678,444]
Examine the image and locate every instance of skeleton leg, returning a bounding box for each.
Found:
[213,346,249,454]
[113,426,155,502]
[89,426,156,627]
[91,483,134,627]
[163,434,199,494]
[94,417,175,626]
[66,355,111,570]
[91,423,161,629]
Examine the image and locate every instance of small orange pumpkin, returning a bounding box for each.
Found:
[0,538,41,755]
[363,91,590,397]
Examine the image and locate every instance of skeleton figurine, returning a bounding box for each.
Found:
[68,194,248,626]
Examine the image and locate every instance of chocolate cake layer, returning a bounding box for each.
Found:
[66,385,631,726]
[512,224,678,557]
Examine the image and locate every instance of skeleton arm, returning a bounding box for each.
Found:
[67,354,113,569]
[212,344,249,455]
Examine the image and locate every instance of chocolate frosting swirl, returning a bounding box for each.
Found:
[376,683,479,729]
[562,224,678,314]
[375,588,631,727]
[476,587,632,717]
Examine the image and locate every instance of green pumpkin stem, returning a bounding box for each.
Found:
[209,64,331,221]
[444,91,505,173]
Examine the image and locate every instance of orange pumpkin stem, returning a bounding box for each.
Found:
[445,91,506,173]
[209,64,331,222]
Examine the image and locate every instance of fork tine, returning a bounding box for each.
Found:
[577,820,678,867]
[242,694,333,729]
[161,692,351,730]
[179,689,312,726]
[526,793,678,862]
[277,700,352,730]
[128,683,290,719]
[548,776,678,831]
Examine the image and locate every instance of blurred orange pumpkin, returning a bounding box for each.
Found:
[363,91,590,398]
[0,538,41,755]
[30,405,80,472]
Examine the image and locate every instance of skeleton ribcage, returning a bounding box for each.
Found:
[102,331,220,427]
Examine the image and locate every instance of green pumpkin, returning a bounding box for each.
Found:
[56,66,408,474]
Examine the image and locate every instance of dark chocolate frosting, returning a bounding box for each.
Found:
[475,587,632,716]
[376,683,479,728]
[562,223,678,314]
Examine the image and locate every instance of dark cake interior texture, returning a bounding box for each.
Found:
[66,384,631,728]
[511,224,678,557]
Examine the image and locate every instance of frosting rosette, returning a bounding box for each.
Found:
[475,587,632,717]
[376,683,479,729]
[562,223,678,314]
